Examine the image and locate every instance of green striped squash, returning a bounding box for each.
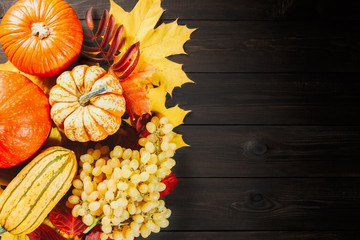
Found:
[0,146,77,235]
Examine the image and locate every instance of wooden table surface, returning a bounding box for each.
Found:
[1,0,360,239]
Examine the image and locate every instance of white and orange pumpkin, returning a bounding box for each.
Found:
[49,65,126,142]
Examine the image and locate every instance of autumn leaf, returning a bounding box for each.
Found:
[0,61,56,95]
[110,0,195,95]
[49,200,88,237]
[160,172,179,198]
[170,132,189,149]
[110,58,155,117]
[84,225,110,240]
[147,85,190,128]
[27,225,66,240]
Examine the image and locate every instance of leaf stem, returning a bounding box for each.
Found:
[83,214,104,234]
[91,30,119,79]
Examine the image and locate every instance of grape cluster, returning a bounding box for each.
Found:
[66,116,176,240]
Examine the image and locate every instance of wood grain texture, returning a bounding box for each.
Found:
[1,20,360,73]
[147,231,360,240]
[163,178,360,231]
[1,0,360,239]
[174,126,360,177]
[170,73,360,125]
[2,0,360,20]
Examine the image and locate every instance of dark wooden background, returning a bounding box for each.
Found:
[2,0,360,239]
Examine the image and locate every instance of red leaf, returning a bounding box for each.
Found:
[95,9,109,38]
[49,199,88,236]
[136,113,152,133]
[28,225,67,240]
[85,225,102,240]
[85,225,136,240]
[160,172,180,198]
[85,7,94,31]
[110,58,155,118]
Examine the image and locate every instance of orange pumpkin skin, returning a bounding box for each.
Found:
[0,0,83,77]
[0,71,52,168]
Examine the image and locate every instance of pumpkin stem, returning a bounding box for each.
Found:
[0,225,7,234]
[78,85,108,107]
[31,22,50,40]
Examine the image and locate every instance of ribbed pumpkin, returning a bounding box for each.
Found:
[0,0,83,77]
[0,70,51,168]
[49,65,126,142]
[0,147,77,236]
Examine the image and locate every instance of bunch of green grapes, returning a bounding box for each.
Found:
[66,116,177,240]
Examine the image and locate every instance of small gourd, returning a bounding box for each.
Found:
[0,147,77,235]
[49,65,126,142]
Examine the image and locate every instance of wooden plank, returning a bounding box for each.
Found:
[1,21,360,73]
[148,231,360,240]
[173,126,360,177]
[2,0,360,20]
[170,73,360,125]
[167,20,360,73]
[163,178,360,230]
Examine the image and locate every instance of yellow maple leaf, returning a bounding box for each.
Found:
[110,0,164,48]
[171,133,189,149]
[110,0,195,95]
[0,61,56,95]
[147,85,190,128]
[110,0,194,148]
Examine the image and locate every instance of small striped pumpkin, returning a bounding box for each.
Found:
[0,147,77,235]
[49,65,126,142]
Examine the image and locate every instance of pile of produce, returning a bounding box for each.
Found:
[0,0,195,239]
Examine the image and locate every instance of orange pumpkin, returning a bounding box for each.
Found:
[0,0,83,77]
[0,71,52,168]
[49,65,126,142]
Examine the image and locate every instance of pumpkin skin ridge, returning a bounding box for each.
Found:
[68,68,82,96]
[55,73,79,97]
[8,154,73,234]
[50,102,79,129]
[87,105,121,136]
[63,107,81,141]
[4,153,70,232]
[74,108,90,142]
[90,96,126,119]
[49,86,78,105]
[83,107,107,141]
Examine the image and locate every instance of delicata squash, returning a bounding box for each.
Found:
[0,147,77,235]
